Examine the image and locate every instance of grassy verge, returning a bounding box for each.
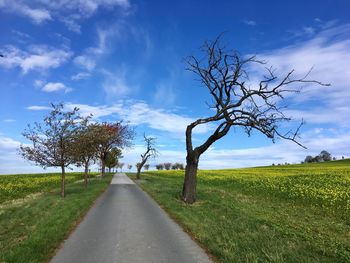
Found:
[128,160,350,262]
[0,173,112,263]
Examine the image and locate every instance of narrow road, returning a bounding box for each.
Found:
[50,173,212,263]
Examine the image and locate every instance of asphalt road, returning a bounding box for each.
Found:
[50,173,212,263]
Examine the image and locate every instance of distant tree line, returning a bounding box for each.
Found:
[303,150,332,163]
[155,162,185,170]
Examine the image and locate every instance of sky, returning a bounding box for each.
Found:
[0,0,350,174]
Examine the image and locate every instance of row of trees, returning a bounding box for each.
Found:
[304,150,332,163]
[155,163,185,170]
[20,104,134,197]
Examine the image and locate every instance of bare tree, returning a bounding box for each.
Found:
[93,122,134,177]
[182,35,329,203]
[20,103,85,197]
[136,134,158,179]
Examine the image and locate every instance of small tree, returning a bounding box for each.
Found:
[93,122,134,177]
[182,34,328,203]
[105,148,122,173]
[172,162,184,170]
[136,134,158,179]
[127,164,132,171]
[164,162,172,170]
[73,123,99,188]
[144,164,150,171]
[304,155,313,163]
[319,150,331,162]
[119,162,125,172]
[20,103,85,197]
[155,164,164,170]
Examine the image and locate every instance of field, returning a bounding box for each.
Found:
[0,172,112,263]
[132,159,350,262]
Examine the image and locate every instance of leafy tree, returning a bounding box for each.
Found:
[93,122,134,177]
[20,103,85,197]
[182,34,328,203]
[136,134,158,179]
[319,150,331,162]
[164,163,172,170]
[72,123,100,187]
[144,164,150,171]
[304,155,313,163]
[155,164,164,170]
[105,148,122,173]
[127,164,132,171]
[172,162,184,170]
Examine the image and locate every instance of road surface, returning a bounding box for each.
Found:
[50,173,212,263]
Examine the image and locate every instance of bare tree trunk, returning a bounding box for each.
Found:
[84,163,88,188]
[61,165,65,198]
[182,151,199,204]
[136,167,141,180]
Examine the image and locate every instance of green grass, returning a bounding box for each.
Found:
[0,172,99,203]
[130,159,350,262]
[0,173,112,263]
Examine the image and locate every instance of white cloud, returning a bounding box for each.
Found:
[61,14,81,33]
[3,119,16,123]
[0,45,72,73]
[34,79,44,87]
[0,0,52,24]
[26,106,51,110]
[42,82,71,93]
[0,0,130,31]
[154,84,176,106]
[64,101,211,135]
[119,129,350,170]
[74,55,96,71]
[243,20,256,26]
[71,72,91,80]
[0,135,61,174]
[101,68,132,98]
[250,23,350,126]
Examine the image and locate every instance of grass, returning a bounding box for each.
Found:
[129,159,350,262]
[0,173,112,263]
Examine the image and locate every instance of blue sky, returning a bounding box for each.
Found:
[0,0,350,174]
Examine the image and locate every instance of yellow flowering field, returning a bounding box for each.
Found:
[0,172,98,203]
[137,159,350,262]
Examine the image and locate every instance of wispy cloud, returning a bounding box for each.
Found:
[154,84,176,106]
[101,68,134,99]
[3,119,16,123]
[71,72,91,81]
[252,23,350,126]
[243,20,256,26]
[0,0,131,31]
[63,101,211,135]
[74,55,96,71]
[26,106,51,110]
[0,45,72,73]
[0,0,52,24]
